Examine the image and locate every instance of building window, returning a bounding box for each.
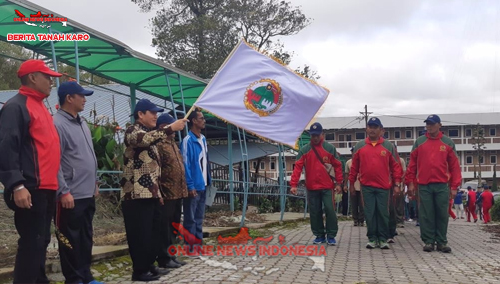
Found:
[355,132,365,140]
[490,128,496,136]
[448,129,459,137]
[346,134,352,141]
[252,161,257,169]
[383,130,389,139]
[466,156,473,164]
[325,133,335,140]
[491,155,497,164]
[465,128,472,137]
[260,162,265,170]
[405,130,412,139]
[338,134,344,141]
[394,131,401,139]
[270,162,276,170]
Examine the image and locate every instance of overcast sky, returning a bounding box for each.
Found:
[34,0,500,117]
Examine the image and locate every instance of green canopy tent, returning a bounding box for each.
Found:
[0,0,208,117]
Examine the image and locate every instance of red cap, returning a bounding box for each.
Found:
[17,59,62,78]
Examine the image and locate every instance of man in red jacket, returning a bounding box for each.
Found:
[479,185,494,224]
[0,60,62,283]
[406,114,461,253]
[467,186,478,222]
[349,117,403,250]
[291,122,343,246]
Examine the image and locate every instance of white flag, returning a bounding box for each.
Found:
[194,40,330,149]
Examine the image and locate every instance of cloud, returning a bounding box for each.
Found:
[34,0,157,57]
[282,0,500,116]
[32,0,500,117]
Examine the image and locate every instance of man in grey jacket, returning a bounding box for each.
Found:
[53,81,102,284]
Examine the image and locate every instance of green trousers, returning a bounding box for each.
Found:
[307,189,338,238]
[362,186,390,242]
[395,191,405,224]
[418,183,449,245]
[389,188,397,238]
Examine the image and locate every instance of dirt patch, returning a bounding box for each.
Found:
[0,200,17,268]
[203,210,266,227]
[482,224,500,243]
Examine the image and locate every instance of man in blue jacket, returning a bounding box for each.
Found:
[181,109,211,251]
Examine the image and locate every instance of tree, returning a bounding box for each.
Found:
[471,123,486,187]
[132,0,313,79]
[493,164,498,192]
[0,42,32,91]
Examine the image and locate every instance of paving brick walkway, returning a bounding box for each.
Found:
[53,219,500,284]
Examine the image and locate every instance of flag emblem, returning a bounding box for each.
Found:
[244,79,283,117]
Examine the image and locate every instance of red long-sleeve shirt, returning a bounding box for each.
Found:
[349,137,402,190]
[480,190,494,209]
[405,132,462,189]
[290,139,343,190]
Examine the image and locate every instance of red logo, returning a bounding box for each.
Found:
[13,9,68,28]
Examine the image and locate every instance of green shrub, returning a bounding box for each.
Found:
[258,197,274,213]
[491,201,500,222]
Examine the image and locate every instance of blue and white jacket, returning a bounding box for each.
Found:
[181,131,211,191]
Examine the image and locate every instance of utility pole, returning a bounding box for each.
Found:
[471,123,486,187]
[359,105,373,128]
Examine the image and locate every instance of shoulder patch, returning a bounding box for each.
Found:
[353,140,366,154]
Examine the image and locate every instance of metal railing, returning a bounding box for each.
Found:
[0,166,309,223]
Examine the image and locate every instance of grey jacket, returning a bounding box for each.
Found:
[54,109,98,200]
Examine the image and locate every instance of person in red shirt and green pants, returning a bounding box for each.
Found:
[349,117,403,249]
[478,185,494,224]
[291,122,343,246]
[406,114,461,253]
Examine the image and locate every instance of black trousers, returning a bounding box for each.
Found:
[4,189,56,284]
[342,190,349,216]
[157,198,182,265]
[55,197,96,284]
[122,199,161,275]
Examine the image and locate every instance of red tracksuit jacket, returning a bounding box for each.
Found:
[348,137,402,190]
[290,139,343,190]
[481,191,494,209]
[0,86,60,191]
[405,132,462,189]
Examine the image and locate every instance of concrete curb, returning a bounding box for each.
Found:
[0,216,310,281]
